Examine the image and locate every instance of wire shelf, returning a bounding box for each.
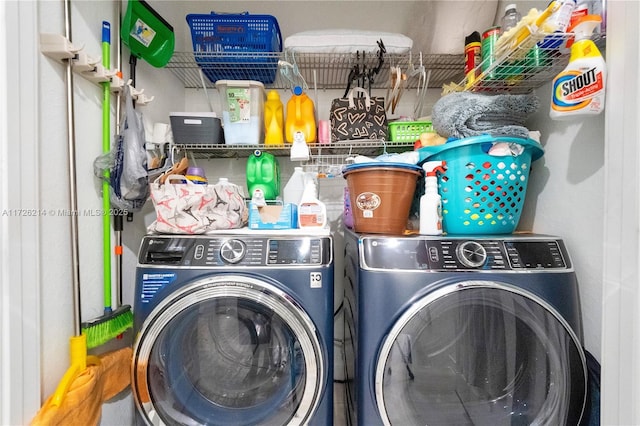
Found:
[171,140,415,159]
[165,32,605,161]
[167,51,465,90]
[168,32,605,94]
[458,32,606,94]
[302,154,351,178]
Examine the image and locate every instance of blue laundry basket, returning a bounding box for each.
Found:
[418,135,544,235]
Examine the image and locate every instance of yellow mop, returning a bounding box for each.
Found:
[31,347,132,426]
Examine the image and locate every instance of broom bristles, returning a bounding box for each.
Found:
[81,305,133,349]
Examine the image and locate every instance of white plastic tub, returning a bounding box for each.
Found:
[216,80,265,145]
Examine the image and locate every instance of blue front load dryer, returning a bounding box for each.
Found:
[343,230,588,426]
[132,233,333,426]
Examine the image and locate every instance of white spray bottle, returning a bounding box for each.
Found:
[550,15,606,120]
[420,161,447,235]
[298,175,327,228]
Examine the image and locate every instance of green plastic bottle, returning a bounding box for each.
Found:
[264,90,285,145]
[285,86,316,143]
[246,150,280,200]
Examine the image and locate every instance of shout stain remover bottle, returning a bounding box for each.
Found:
[550,15,606,120]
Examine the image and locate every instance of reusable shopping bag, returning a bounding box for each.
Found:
[148,175,247,234]
[329,87,388,142]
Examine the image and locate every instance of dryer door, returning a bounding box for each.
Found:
[375,281,587,426]
[132,275,324,426]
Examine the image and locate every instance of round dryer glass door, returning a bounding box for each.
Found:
[375,282,587,426]
[132,276,324,426]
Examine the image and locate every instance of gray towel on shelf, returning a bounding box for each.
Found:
[432,92,539,139]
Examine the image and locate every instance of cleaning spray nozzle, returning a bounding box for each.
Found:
[422,161,447,177]
[568,15,601,41]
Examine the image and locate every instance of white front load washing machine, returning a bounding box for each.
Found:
[343,230,587,426]
[132,233,333,426]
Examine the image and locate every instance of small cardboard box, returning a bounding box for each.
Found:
[248,202,298,230]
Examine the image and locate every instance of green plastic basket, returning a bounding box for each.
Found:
[388,121,434,143]
[418,135,544,235]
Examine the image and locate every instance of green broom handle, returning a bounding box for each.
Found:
[102,21,112,313]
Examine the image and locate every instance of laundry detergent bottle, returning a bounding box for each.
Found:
[264,90,285,145]
[285,86,317,143]
[246,150,280,200]
[550,15,606,120]
[419,161,447,235]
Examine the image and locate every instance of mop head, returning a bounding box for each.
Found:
[31,346,133,426]
[81,305,133,349]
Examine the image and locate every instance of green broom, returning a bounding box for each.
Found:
[81,21,132,349]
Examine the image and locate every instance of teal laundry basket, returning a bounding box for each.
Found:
[418,135,544,235]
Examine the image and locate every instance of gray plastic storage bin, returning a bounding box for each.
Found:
[170,112,224,145]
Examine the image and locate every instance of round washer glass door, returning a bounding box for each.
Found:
[132,275,324,426]
[376,281,587,426]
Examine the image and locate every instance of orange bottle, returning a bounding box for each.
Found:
[285,86,316,143]
[264,90,284,145]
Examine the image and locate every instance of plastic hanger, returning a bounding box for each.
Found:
[408,53,430,119]
[386,65,406,114]
[366,40,386,94]
[415,69,431,118]
[385,66,400,111]
[279,51,308,92]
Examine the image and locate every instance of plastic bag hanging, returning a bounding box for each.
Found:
[93,84,150,212]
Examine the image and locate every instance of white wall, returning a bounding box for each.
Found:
[492,0,605,361]
[600,1,640,424]
[1,1,42,424]
[523,85,605,357]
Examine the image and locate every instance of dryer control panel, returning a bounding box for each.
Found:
[361,235,570,271]
[138,235,331,267]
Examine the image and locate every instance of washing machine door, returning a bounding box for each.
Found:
[132,275,324,426]
[375,281,587,426]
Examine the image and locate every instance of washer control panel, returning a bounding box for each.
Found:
[455,241,488,268]
[361,236,569,271]
[219,239,247,264]
[139,236,331,267]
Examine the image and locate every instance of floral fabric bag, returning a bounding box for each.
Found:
[148,175,247,234]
